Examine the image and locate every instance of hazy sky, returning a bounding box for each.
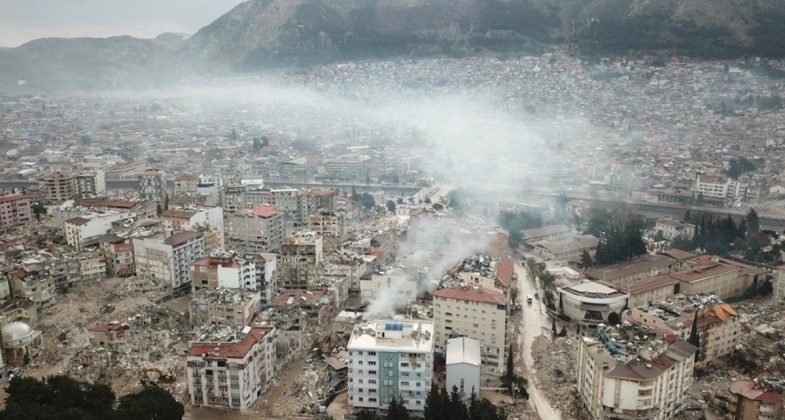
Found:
[0,0,245,47]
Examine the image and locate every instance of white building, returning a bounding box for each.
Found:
[695,175,748,202]
[187,326,277,410]
[774,265,785,303]
[138,168,166,202]
[76,169,106,198]
[446,337,481,400]
[557,280,629,325]
[577,326,697,420]
[64,212,132,250]
[654,218,695,241]
[360,268,417,307]
[347,320,433,415]
[432,286,507,374]
[133,231,205,290]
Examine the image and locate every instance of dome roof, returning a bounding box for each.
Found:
[2,321,33,343]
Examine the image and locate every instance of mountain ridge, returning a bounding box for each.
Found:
[2,0,785,91]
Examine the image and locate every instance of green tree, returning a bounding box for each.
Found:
[505,345,515,386]
[386,200,397,213]
[432,203,444,211]
[360,193,376,209]
[446,386,468,419]
[746,209,760,235]
[580,250,593,268]
[386,396,410,420]
[115,386,184,420]
[31,202,47,221]
[356,409,381,420]
[0,375,120,420]
[424,383,445,420]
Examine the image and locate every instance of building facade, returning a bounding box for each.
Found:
[0,195,33,229]
[226,204,284,253]
[347,320,433,415]
[432,286,507,374]
[278,231,323,289]
[138,168,166,203]
[133,231,205,290]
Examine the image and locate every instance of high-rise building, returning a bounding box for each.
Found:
[347,320,433,415]
[576,325,697,420]
[226,205,284,253]
[76,169,106,198]
[39,172,77,202]
[0,194,33,228]
[133,231,205,290]
[187,326,277,410]
[432,286,507,374]
[279,231,323,289]
[138,168,166,203]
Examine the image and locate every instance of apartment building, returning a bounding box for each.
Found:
[161,206,224,252]
[78,251,106,282]
[0,194,32,228]
[138,168,166,202]
[628,300,741,367]
[64,212,131,250]
[187,326,277,410]
[220,184,248,214]
[730,380,784,420]
[577,325,698,420]
[325,155,369,181]
[695,175,748,202]
[226,204,284,253]
[774,265,785,302]
[174,173,199,196]
[75,169,106,198]
[432,286,507,374]
[360,268,417,307]
[308,209,345,250]
[239,253,277,304]
[278,231,323,289]
[7,260,56,309]
[39,172,78,202]
[191,255,256,293]
[189,288,261,328]
[347,320,433,415]
[87,321,129,349]
[133,231,205,290]
[99,234,135,277]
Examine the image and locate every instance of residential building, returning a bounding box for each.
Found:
[586,253,692,285]
[432,286,507,374]
[695,175,748,203]
[78,251,106,282]
[654,218,695,241]
[220,184,248,214]
[189,288,261,328]
[326,156,369,181]
[39,172,77,202]
[774,265,785,302]
[347,320,433,414]
[360,267,417,308]
[671,259,750,299]
[576,325,698,420]
[187,326,277,410]
[239,253,277,304]
[75,169,106,198]
[6,260,55,309]
[279,231,323,289]
[64,212,131,250]
[99,234,135,277]
[191,254,256,293]
[0,194,33,228]
[623,274,681,308]
[557,280,629,325]
[174,173,199,196]
[138,168,166,203]
[272,289,335,326]
[161,206,224,252]
[226,204,284,253]
[133,231,205,290]
[730,380,784,420]
[445,337,481,400]
[627,299,741,367]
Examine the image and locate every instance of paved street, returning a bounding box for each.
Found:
[514,260,562,420]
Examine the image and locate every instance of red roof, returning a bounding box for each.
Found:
[66,217,90,226]
[161,209,197,219]
[433,286,506,305]
[193,256,240,268]
[189,327,273,361]
[495,258,514,289]
[249,204,281,218]
[0,194,31,203]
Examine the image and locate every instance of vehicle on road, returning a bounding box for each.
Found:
[527,295,533,304]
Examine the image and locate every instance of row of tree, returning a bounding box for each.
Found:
[353,385,508,420]
[0,376,184,420]
[498,210,542,249]
[592,219,647,266]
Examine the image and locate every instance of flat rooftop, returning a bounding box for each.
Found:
[348,319,434,353]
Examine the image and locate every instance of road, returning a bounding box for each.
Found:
[514,260,562,420]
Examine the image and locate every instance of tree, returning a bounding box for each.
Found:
[115,385,184,420]
[424,383,445,420]
[505,345,515,386]
[396,198,404,205]
[688,311,701,362]
[386,200,397,213]
[0,375,123,420]
[156,203,162,217]
[31,202,47,221]
[351,185,359,202]
[508,230,523,250]
[510,286,519,306]
[356,409,381,420]
[386,396,410,420]
[580,250,593,268]
[432,203,444,211]
[360,193,376,209]
[446,386,468,419]
[607,312,620,326]
[746,209,760,235]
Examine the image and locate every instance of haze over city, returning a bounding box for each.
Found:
[0,1,785,419]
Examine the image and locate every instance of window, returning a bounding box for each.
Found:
[369,370,376,375]
[368,361,376,366]
[369,351,376,356]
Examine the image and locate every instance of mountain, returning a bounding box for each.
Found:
[2,0,785,91]
[0,36,184,92]
[181,0,558,69]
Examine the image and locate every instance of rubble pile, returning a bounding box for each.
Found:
[284,358,331,415]
[532,335,578,416]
